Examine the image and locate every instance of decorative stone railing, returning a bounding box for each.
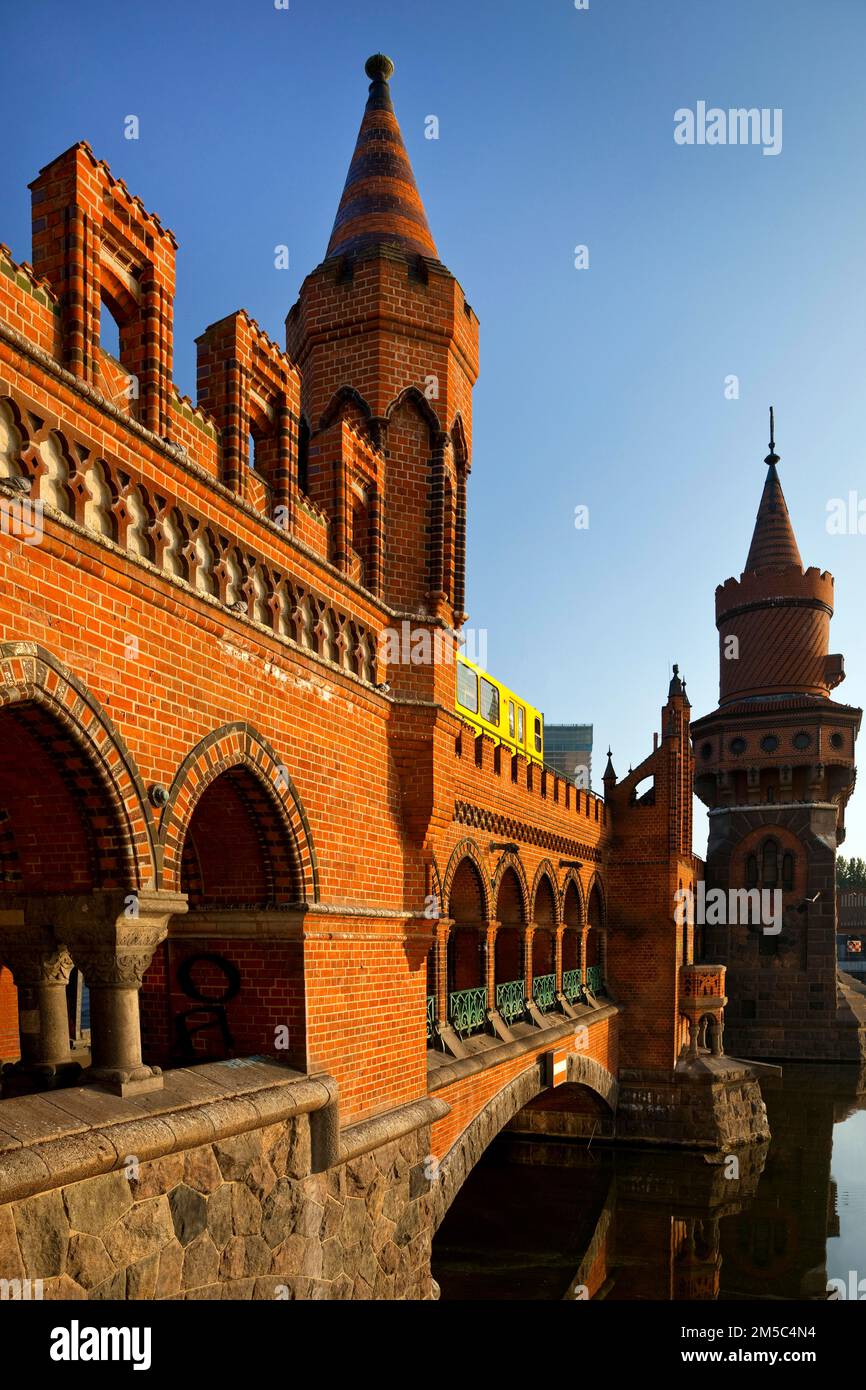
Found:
[0,396,378,685]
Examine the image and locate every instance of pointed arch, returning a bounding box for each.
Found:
[317,385,374,434]
[559,867,586,924]
[0,641,157,889]
[159,723,318,902]
[443,839,492,920]
[384,384,443,438]
[492,852,529,922]
[530,860,561,926]
[586,873,607,929]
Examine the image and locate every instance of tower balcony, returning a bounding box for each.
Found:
[679,964,727,1060]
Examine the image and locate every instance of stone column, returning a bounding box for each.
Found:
[14,890,187,1097]
[522,926,534,1001]
[579,927,589,976]
[483,920,499,1007]
[0,926,80,1096]
[433,917,452,1028]
[554,927,564,995]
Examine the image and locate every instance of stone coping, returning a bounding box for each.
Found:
[427,1002,618,1092]
[0,1058,333,1206]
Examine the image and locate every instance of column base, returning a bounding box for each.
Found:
[1,1057,83,1098]
[86,1063,164,1097]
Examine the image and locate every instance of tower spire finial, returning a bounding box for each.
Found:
[326,54,438,261]
[765,406,779,466]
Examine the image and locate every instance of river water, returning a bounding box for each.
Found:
[432,1064,866,1301]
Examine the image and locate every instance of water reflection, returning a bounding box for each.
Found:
[432,1064,866,1300]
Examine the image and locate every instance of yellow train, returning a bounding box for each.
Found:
[455,656,544,765]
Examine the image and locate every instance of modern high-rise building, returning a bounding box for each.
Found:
[544,724,593,787]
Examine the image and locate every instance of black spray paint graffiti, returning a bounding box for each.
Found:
[172,952,241,1062]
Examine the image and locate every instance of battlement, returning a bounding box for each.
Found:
[716,565,834,621]
[453,725,608,857]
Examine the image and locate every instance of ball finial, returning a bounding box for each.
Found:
[365,53,395,82]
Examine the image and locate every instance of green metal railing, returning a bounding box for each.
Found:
[426,994,436,1042]
[562,967,583,1003]
[585,965,603,995]
[532,972,556,1013]
[448,986,488,1037]
[496,978,526,1025]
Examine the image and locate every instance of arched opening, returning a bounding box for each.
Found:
[0,700,133,1093]
[180,765,299,909]
[99,296,122,360]
[446,858,486,1037]
[761,839,779,889]
[349,493,371,589]
[586,883,605,994]
[159,763,305,1069]
[531,875,557,1012]
[297,417,310,496]
[562,880,582,1002]
[494,866,525,1025]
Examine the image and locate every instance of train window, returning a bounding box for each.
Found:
[508,701,515,738]
[534,717,542,753]
[480,678,500,725]
[517,707,525,744]
[457,663,478,713]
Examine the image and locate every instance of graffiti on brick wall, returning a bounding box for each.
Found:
[172,951,241,1062]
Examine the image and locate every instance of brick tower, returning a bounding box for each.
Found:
[285,54,479,704]
[692,415,865,1061]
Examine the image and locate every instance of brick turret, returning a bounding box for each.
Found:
[285,56,479,702]
[692,416,864,1062]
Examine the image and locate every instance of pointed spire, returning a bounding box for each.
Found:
[603,748,617,785]
[744,408,803,572]
[668,663,683,699]
[326,55,438,262]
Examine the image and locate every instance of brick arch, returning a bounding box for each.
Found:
[530,860,561,925]
[159,724,318,901]
[586,873,607,929]
[383,384,442,438]
[559,868,585,924]
[492,852,529,922]
[442,839,491,921]
[98,261,139,333]
[317,385,374,434]
[0,641,157,889]
[429,1051,618,1231]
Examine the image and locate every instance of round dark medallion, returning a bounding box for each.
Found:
[830,732,845,750]
[730,737,747,755]
[760,734,779,753]
[792,730,811,750]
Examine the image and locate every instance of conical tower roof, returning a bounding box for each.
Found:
[326,55,438,261]
[744,414,802,572]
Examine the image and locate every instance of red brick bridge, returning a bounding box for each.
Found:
[0,57,756,1300]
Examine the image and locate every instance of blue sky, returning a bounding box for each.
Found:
[3,0,865,856]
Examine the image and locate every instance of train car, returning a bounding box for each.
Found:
[455,655,545,766]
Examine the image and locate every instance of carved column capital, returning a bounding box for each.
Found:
[0,926,75,987]
[8,890,187,1098]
